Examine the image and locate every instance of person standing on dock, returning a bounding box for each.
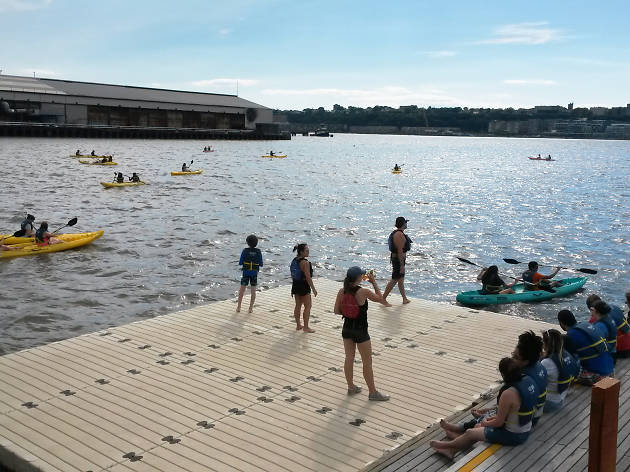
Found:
[290,243,317,333]
[382,216,412,306]
[237,234,263,313]
[334,266,390,401]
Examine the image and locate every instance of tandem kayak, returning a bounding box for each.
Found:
[79,159,118,166]
[0,232,83,245]
[100,181,146,188]
[261,155,287,158]
[171,170,203,175]
[1,231,104,259]
[70,154,112,159]
[456,277,587,306]
[528,157,555,161]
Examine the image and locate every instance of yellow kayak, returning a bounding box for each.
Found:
[100,181,146,188]
[69,154,111,159]
[1,232,77,245]
[171,170,203,175]
[1,231,104,259]
[261,155,287,158]
[392,169,402,174]
[79,159,118,166]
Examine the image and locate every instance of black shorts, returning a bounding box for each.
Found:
[291,279,311,297]
[241,274,258,286]
[342,328,370,344]
[391,255,404,280]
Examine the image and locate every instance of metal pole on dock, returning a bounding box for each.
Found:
[588,377,620,472]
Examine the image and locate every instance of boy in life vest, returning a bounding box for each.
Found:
[382,216,413,305]
[237,234,263,313]
[587,294,630,359]
[558,309,613,384]
[522,261,561,290]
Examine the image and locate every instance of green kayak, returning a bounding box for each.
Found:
[456,277,587,306]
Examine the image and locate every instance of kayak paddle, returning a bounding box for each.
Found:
[457,257,555,293]
[502,258,597,275]
[0,229,27,244]
[51,217,78,235]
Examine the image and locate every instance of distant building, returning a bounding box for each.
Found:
[605,123,630,139]
[568,102,574,110]
[590,107,608,117]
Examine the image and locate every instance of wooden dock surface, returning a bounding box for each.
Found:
[0,278,554,472]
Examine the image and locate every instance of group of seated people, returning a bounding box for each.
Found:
[478,261,560,294]
[431,291,629,458]
[114,172,141,183]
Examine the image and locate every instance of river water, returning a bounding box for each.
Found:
[1,135,628,354]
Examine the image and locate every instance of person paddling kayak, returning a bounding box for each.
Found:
[115,172,124,183]
[20,214,36,237]
[393,164,401,171]
[522,261,561,290]
[477,265,517,294]
[130,173,141,182]
[35,222,62,246]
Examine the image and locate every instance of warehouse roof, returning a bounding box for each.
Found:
[0,75,268,110]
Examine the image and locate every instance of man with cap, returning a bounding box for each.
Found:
[382,216,413,305]
[20,214,35,237]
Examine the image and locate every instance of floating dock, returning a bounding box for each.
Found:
[0,279,554,472]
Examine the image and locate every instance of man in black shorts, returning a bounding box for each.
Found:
[382,216,412,305]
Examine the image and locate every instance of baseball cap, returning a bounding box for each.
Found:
[395,216,408,228]
[346,266,366,279]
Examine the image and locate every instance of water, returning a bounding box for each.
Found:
[1,135,629,354]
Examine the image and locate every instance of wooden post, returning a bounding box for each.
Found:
[589,377,620,472]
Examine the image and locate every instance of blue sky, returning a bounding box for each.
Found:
[1,0,628,109]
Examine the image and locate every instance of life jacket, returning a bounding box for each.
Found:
[523,362,547,409]
[341,292,359,319]
[21,219,34,232]
[290,257,304,280]
[510,375,538,426]
[388,230,412,253]
[522,270,535,283]
[241,248,261,272]
[549,351,580,394]
[571,322,607,360]
[35,228,49,245]
[595,317,618,353]
[609,304,629,334]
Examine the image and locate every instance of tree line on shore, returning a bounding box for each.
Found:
[279,105,630,132]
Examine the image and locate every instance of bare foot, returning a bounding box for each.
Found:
[296,325,303,330]
[382,300,393,307]
[303,327,315,333]
[402,298,411,304]
[439,419,460,432]
[236,307,241,313]
[431,445,455,460]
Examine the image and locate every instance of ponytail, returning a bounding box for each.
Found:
[293,243,307,256]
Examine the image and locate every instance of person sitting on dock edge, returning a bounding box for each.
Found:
[587,294,630,359]
[558,309,613,384]
[590,300,618,361]
[382,216,412,305]
[512,330,547,425]
[541,329,580,411]
[237,234,263,313]
[334,266,390,401]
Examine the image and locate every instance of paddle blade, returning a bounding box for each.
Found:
[67,217,78,227]
[578,268,597,274]
[12,229,26,237]
[503,258,521,265]
[456,257,478,267]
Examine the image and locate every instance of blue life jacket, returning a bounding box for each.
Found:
[290,257,303,280]
[240,248,262,275]
[609,304,629,335]
[523,362,547,409]
[522,270,535,283]
[510,375,538,426]
[595,317,618,353]
[35,227,47,243]
[388,230,412,253]
[550,350,580,393]
[21,219,34,233]
[568,322,613,376]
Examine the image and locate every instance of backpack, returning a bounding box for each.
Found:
[290,257,302,280]
[341,293,359,319]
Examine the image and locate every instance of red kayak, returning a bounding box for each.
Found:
[528,157,555,161]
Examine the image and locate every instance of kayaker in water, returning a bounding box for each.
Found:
[394,164,401,171]
[587,294,630,359]
[431,357,534,458]
[35,222,62,246]
[115,172,124,183]
[90,150,96,156]
[269,150,275,156]
[20,214,36,237]
[382,216,412,306]
[100,157,108,163]
[477,265,517,294]
[522,261,561,290]
[182,162,190,172]
[75,149,81,156]
[334,266,390,401]
[290,243,317,333]
[540,329,579,412]
[547,154,552,160]
[511,330,547,426]
[130,173,141,182]
[237,234,263,313]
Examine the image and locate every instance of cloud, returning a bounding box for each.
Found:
[503,79,557,85]
[479,22,563,45]
[260,86,460,107]
[0,0,51,12]
[420,50,457,58]
[192,78,258,89]
[218,28,232,36]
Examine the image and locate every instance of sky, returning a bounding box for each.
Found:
[1,0,629,110]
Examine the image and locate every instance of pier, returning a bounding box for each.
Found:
[0,279,558,471]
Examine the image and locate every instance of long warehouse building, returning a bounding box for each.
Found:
[0,75,284,139]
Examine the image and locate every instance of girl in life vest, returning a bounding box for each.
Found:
[333,266,390,401]
[35,222,62,246]
[433,357,536,458]
[290,243,317,333]
[541,329,580,411]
